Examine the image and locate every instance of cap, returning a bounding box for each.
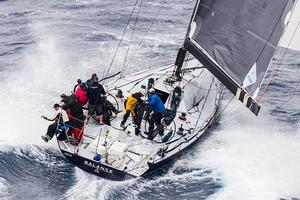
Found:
[148,88,155,94]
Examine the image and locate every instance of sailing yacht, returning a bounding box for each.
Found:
[56,0,296,180]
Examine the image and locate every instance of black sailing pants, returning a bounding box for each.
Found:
[121,110,131,125]
[148,112,163,132]
[46,122,58,139]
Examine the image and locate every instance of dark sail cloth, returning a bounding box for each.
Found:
[184,0,296,115]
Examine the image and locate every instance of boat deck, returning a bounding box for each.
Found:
[58,62,221,177]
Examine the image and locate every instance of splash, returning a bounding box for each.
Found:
[0,21,72,145]
[185,101,300,200]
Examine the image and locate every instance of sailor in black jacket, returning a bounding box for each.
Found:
[86,76,106,124]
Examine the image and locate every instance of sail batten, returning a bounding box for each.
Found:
[184,0,296,115]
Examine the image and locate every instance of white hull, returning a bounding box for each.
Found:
[58,60,222,180]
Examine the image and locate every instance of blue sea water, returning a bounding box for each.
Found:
[0,0,299,199]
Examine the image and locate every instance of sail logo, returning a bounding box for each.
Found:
[243,63,257,88]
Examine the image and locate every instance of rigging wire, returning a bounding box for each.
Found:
[215,95,234,121]
[253,0,291,75]
[120,0,143,77]
[137,0,167,47]
[193,78,214,130]
[257,1,300,103]
[278,78,300,107]
[104,0,140,78]
[257,8,299,103]
[121,0,167,74]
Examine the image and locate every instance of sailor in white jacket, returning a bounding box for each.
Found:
[41,103,69,142]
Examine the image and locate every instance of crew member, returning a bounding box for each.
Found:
[85,73,97,88]
[120,91,144,128]
[86,76,106,124]
[75,83,88,106]
[73,78,82,93]
[146,88,166,139]
[62,97,85,129]
[41,104,69,142]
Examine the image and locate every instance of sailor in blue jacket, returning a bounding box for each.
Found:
[146,88,166,138]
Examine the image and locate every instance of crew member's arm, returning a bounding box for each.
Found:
[41,110,61,121]
[41,114,57,121]
[100,84,106,96]
[146,96,155,107]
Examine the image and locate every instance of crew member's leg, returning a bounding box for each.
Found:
[87,104,96,124]
[95,104,104,124]
[41,122,57,142]
[120,110,130,127]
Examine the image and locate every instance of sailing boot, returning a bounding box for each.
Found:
[41,134,51,142]
[120,123,125,129]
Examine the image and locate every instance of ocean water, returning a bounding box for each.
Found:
[0,0,299,199]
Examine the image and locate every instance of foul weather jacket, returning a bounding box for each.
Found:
[75,87,88,105]
[146,93,166,113]
[125,95,138,117]
[87,81,106,105]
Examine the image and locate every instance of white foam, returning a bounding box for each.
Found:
[181,101,300,200]
[0,177,9,200]
[0,21,68,145]
[64,168,135,200]
[0,20,108,145]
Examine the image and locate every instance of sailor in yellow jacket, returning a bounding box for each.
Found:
[120,92,144,128]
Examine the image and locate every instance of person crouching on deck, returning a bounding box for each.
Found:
[41,103,69,142]
[120,91,144,128]
[146,88,166,138]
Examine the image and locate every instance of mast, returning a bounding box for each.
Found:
[174,0,201,80]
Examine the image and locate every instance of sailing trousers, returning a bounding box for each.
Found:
[121,110,136,125]
[134,105,145,135]
[46,122,58,139]
[148,112,163,133]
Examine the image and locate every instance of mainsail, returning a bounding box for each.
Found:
[183,0,296,115]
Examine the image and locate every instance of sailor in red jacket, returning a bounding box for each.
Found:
[75,83,88,106]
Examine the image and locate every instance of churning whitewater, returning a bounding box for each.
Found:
[0,0,299,199]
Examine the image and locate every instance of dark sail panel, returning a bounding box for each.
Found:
[184,0,295,115]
